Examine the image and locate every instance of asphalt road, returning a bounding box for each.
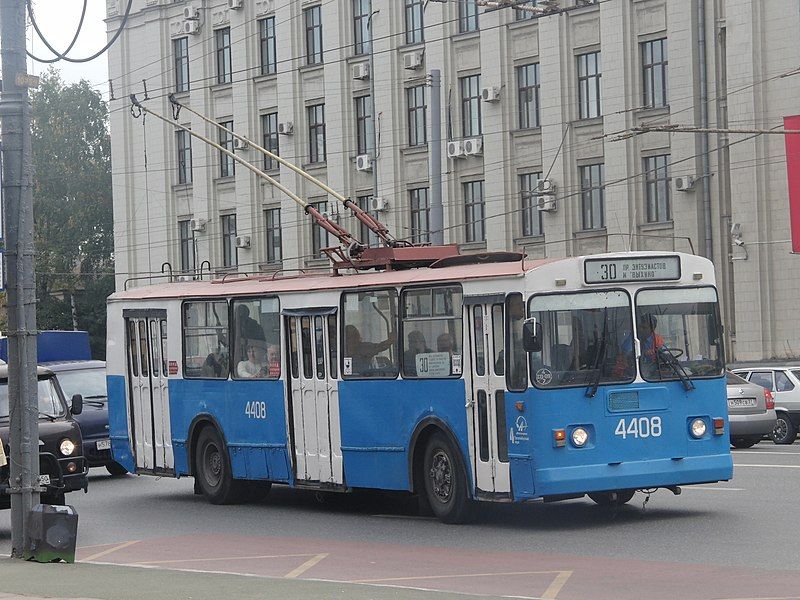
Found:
[1,441,799,600]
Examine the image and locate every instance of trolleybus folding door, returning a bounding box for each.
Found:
[124,311,173,474]
[285,311,343,485]
[466,300,510,495]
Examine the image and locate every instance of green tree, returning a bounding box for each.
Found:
[30,69,113,358]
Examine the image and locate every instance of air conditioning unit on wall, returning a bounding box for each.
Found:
[537,195,557,212]
[355,154,373,172]
[190,218,206,232]
[233,137,249,150]
[228,0,244,9]
[183,4,200,20]
[370,196,389,212]
[675,175,695,191]
[403,51,423,70]
[481,86,501,102]
[447,141,465,159]
[183,20,200,35]
[277,121,293,135]
[235,235,251,249]
[463,138,483,156]
[351,63,370,80]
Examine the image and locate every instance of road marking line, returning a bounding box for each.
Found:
[733,451,799,456]
[137,553,318,565]
[682,486,746,491]
[283,553,329,579]
[372,514,438,521]
[353,570,567,584]
[715,596,800,600]
[82,540,141,562]
[733,464,800,469]
[541,571,572,600]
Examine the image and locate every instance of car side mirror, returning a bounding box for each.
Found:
[522,318,543,353]
[71,394,83,416]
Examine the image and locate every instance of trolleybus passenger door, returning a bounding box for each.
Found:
[286,312,343,485]
[466,302,510,495]
[125,312,173,474]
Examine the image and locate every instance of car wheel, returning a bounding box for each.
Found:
[194,426,244,504]
[771,414,798,445]
[106,462,128,477]
[730,438,759,449]
[588,490,636,506]
[422,432,473,524]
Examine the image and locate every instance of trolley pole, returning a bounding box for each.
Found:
[0,0,42,557]
[428,69,444,245]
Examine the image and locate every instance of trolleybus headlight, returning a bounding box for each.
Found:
[571,427,589,447]
[690,418,707,439]
[59,438,76,456]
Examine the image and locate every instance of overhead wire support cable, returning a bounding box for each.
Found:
[167,94,401,250]
[25,0,88,64]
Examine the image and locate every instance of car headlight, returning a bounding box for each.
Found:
[571,427,589,447]
[690,418,707,439]
[59,438,76,456]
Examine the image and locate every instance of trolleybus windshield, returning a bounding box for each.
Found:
[528,290,635,389]
[635,287,724,381]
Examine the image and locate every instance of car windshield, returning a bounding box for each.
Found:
[56,368,107,401]
[527,290,635,388]
[636,287,724,381]
[0,378,66,420]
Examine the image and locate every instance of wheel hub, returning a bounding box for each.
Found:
[428,450,452,503]
[203,443,222,487]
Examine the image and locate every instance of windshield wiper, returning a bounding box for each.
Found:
[84,395,107,399]
[657,348,695,391]
[585,309,609,398]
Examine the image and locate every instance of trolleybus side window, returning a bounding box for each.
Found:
[232,298,281,380]
[138,321,150,377]
[128,321,139,377]
[401,285,462,378]
[182,300,230,379]
[491,304,504,376]
[635,287,723,382]
[328,315,338,379]
[472,305,486,377]
[314,316,326,380]
[342,289,399,379]
[505,293,527,391]
[527,291,635,389]
[301,316,313,379]
[288,318,299,378]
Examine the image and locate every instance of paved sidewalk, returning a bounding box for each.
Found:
[0,559,499,600]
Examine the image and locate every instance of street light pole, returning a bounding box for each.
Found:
[428,69,444,245]
[0,0,42,557]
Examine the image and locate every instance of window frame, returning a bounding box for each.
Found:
[404,0,424,44]
[641,37,668,108]
[409,187,430,244]
[519,172,543,237]
[354,95,374,156]
[221,213,238,268]
[264,207,282,264]
[579,163,605,231]
[460,74,482,137]
[218,120,235,178]
[307,104,327,164]
[505,292,528,392]
[463,180,486,243]
[304,5,323,66]
[340,287,401,380]
[215,27,232,85]
[459,0,479,33]
[644,154,671,223]
[176,129,192,185]
[173,36,190,93]
[407,85,427,147]
[230,296,282,381]
[181,299,231,380]
[261,112,280,171]
[577,51,602,119]
[178,219,196,273]
[259,16,277,76]
[309,200,330,256]
[353,0,372,56]
[516,63,540,129]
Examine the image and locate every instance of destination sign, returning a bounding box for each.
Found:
[584,256,681,284]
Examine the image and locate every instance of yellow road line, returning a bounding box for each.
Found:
[138,553,318,566]
[353,570,567,584]
[82,540,141,562]
[541,571,572,600]
[283,553,329,579]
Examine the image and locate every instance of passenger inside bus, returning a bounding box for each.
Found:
[436,333,457,355]
[403,330,432,376]
[237,341,268,378]
[345,325,396,375]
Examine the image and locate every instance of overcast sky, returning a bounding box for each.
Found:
[26,0,110,99]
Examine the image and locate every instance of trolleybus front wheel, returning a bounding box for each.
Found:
[588,490,635,507]
[195,426,244,504]
[422,432,473,524]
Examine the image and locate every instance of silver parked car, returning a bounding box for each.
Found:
[732,367,800,444]
[725,371,776,448]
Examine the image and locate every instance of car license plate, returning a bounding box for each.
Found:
[96,439,112,450]
[728,398,757,408]
[37,474,51,486]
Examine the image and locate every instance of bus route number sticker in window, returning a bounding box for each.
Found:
[245,401,267,420]
[452,354,462,375]
[535,368,553,386]
[614,416,662,439]
[416,352,451,377]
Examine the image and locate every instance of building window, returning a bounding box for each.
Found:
[178,220,196,273]
[409,187,430,243]
[218,120,235,178]
[221,214,238,268]
[261,112,279,171]
[353,0,372,55]
[264,207,282,264]
[259,17,277,76]
[519,172,543,237]
[460,75,482,137]
[407,85,427,147]
[308,104,326,163]
[357,195,380,247]
[305,5,323,65]
[464,180,485,243]
[642,38,668,108]
[405,0,424,44]
[459,0,479,33]
[176,129,192,185]
[644,155,671,223]
[516,63,540,129]
[215,27,232,84]
[310,201,329,257]
[580,164,605,230]
[355,95,374,156]
[577,51,602,119]
[173,37,189,93]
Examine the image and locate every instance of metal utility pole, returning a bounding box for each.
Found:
[367,9,379,202]
[428,69,444,245]
[0,0,42,557]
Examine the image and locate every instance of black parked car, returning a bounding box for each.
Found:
[0,365,89,506]
[45,361,127,476]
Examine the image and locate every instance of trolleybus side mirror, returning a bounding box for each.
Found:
[522,318,542,353]
[70,394,83,416]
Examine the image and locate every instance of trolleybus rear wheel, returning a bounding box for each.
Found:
[195,426,244,504]
[588,490,635,506]
[422,432,473,524]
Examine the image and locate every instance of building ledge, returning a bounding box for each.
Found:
[510,127,542,139]
[459,241,488,253]
[574,227,607,239]
[402,145,429,156]
[214,176,236,189]
[210,82,233,94]
[253,72,278,84]
[452,30,481,44]
[299,63,324,74]
[636,105,670,121]
[172,183,193,194]
[639,220,674,233]
[572,116,604,129]
[515,234,545,247]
